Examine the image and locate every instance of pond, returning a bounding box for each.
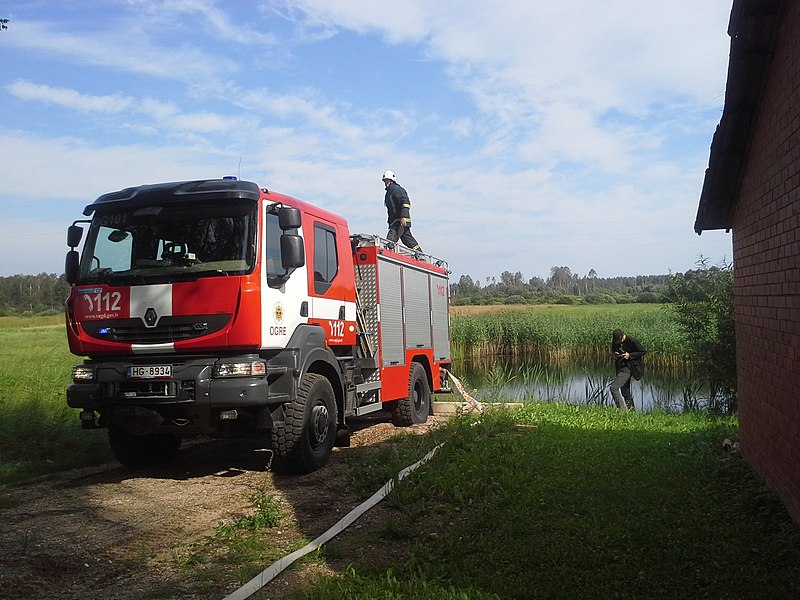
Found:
[451,354,712,413]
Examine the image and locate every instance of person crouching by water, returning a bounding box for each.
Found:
[610,328,646,411]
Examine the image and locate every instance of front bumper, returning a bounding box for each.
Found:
[67,354,291,435]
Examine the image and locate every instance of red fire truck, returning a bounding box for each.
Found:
[64,178,451,473]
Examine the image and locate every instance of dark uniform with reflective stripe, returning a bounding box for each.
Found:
[384,181,422,252]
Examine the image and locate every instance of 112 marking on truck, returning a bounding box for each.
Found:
[64,178,452,473]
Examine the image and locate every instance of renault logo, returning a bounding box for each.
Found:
[144,307,158,327]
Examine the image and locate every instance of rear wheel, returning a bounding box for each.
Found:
[108,427,182,469]
[392,362,430,426]
[271,373,337,474]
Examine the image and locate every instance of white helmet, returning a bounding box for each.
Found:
[382,170,397,182]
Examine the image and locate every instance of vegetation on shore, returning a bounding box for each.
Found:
[451,303,684,359]
[284,405,798,599]
[172,405,798,599]
[450,260,737,413]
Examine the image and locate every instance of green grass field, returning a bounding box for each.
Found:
[291,405,799,599]
[0,316,111,484]
[0,304,697,484]
[3,315,799,599]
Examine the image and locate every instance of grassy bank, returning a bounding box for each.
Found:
[0,316,111,484]
[284,405,799,599]
[451,304,684,360]
[0,305,705,484]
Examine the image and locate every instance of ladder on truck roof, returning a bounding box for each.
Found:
[350,233,449,271]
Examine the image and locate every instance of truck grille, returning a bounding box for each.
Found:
[82,314,231,344]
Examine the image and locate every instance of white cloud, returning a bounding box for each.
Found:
[270,0,730,172]
[128,0,279,47]
[0,133,234,201]
[7,81,134,114]
[4,20,240,82]
[262,0,431,44]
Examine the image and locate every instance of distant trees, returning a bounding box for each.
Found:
[450,266,670,306]
[0,263,727,320]
[0,274,70,316]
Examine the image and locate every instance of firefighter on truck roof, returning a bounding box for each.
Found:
[382,169,423,255]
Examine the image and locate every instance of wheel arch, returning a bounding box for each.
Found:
[304,358,344,423]
[410,354,433,414]
[283,324,346,421]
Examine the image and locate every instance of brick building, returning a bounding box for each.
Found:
[695,0,800,522]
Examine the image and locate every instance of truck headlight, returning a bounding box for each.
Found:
[213,361,266,378]
[71,365,95,382]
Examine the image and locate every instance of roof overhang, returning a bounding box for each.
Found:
[694,0,786,234]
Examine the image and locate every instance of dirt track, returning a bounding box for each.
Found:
[0,413,447,600]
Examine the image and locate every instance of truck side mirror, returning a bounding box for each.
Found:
[67,224,83,248]
[281,234,305,269]
[65,250,80,284]
[278,207,302,230]
[268,233,305,288]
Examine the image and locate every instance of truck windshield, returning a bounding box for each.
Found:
[78,200,257,284]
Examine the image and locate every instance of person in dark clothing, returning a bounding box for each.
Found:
[382,170,422,254]
[609,328,646,411]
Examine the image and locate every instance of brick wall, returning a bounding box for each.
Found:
[731,0,800,522]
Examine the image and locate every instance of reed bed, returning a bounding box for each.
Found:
[451,304,684,361]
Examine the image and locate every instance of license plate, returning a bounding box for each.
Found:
[127,365,172,379]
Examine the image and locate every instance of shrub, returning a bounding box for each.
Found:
[584,293,617,305]
[664,259,736,413]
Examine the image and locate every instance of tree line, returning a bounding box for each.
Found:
[451,266,670,305]
[0,274,71,316]
[0,264,707,314]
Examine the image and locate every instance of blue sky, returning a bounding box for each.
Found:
[1,0,734,283]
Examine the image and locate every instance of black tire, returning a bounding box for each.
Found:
[108,427,182,469]
[271,373,337,474]
[392,362,430,426]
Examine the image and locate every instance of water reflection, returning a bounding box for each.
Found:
[453,354,708,413]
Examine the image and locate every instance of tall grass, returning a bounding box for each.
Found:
[0,317,110,484]
[451,304,685,361]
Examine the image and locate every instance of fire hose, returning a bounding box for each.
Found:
[222,443,444,600]
[222,368,480,600]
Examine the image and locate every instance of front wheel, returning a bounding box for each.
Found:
[271,373,337,474]
[108,427,182,469]
[392,362,431,426]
